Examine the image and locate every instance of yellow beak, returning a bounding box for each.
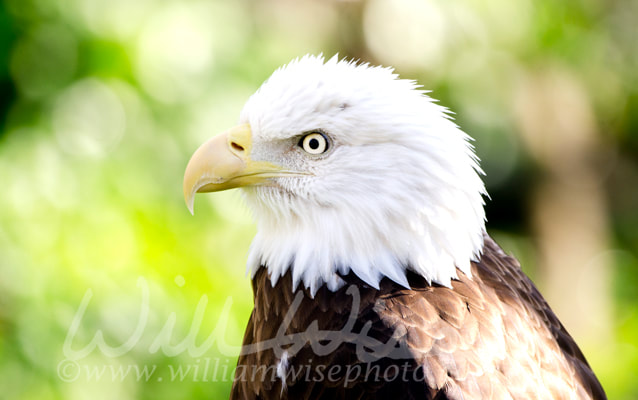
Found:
[183,124,286,214]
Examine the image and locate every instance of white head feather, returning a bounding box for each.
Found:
[238,55,486,295]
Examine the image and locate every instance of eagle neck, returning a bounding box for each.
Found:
[245,193,486,296]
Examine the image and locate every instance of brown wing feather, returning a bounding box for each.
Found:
[230,234,606,399]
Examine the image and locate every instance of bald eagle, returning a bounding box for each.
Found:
[183,56,606,400]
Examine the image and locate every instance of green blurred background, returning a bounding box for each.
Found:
[0,0,637,398]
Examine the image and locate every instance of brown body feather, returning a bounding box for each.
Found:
[231,235,606,399]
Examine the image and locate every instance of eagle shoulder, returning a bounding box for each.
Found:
[230,235,606,400]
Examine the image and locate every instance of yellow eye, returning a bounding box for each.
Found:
[300,132,329,154]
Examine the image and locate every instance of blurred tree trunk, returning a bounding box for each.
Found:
[513,66,613,353]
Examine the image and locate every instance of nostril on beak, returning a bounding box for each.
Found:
[231,142,245,153]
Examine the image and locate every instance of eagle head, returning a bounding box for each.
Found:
[184,55,486,295]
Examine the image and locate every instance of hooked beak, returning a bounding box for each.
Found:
[183,124,291,214]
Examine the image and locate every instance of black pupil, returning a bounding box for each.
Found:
[308,138,320,150]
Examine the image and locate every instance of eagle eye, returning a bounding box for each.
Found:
[299,132,329,155]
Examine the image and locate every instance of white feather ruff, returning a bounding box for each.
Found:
[238,55,486,296]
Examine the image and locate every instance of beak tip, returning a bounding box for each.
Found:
[185,194,195,216]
